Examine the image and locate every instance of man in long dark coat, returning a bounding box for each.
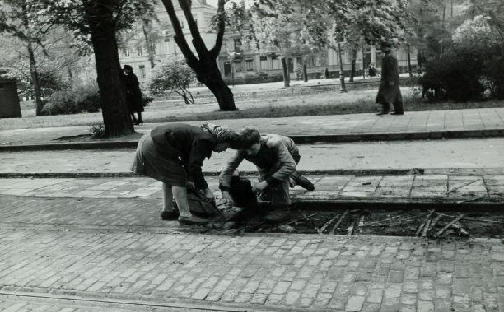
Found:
[376,40,404,116]
[123,65,144,125]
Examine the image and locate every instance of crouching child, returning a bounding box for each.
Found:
[219,128,315,223]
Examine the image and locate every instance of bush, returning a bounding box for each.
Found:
[482,49,504,99]
[146,60,195,104]
[40,83,100,116]
[422,50,485,102]
[442,14,504,100]
[89,123,106,138]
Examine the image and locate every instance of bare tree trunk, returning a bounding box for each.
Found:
[362,45,366,79]
[349,47,357,82]
[27,42,44,116]
[160,0,236,110]
[407,44,413,77]
[337,43,347,93]
[302,57,308,82]
[84,1,133,137]
[67,66,74,88]
[142,19,156,69]
[281,57,290,87]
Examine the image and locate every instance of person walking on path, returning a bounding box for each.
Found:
[376,40,404,116]
[219,128,315,223]
[123,65,144,125]
[132,123,241,225]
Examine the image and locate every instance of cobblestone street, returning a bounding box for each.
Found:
[0,195,503,311]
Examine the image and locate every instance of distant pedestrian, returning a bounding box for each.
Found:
[131,123,241,225]
[123,65,144,125]
[375,40,404,116]
[368,64,377,77]
[324,68,330,79]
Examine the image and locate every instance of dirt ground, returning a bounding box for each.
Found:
[202,206,504,240]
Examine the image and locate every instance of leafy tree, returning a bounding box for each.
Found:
[452,15,504,99]
[0,23,92,103]
[158,0,236,111]
[328,0,410,89]
[36,0,156,137]
[0,0,54,115]
[242,1,323,87]
[140,18,160,69]
[452,15,501,48]
[146,60,196,104]
[240,0,410,91]
[118,10,161,70]
[404,0,470,69]
[467,0,504,43]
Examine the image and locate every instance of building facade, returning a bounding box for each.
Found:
[119,0,418,83]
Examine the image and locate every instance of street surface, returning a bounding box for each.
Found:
[1,107,504,311]
[1,196,504,312]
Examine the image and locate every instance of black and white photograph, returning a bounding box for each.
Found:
[0,0,503,311]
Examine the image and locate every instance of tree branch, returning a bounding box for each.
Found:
[159,0,199,67]
[112,0,127,25]
[210,0,226,58]
[177,0,209,56]
[0,23,29,41]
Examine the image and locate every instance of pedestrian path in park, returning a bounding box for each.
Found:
[1,108,503,147]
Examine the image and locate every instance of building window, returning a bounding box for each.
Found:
[271,55,281,70]
[245,59,254,71]
[123,48,130,57]
[149,43,157,55]
[259,56,268,70]
[137,46,143,56]
[234,60,242,72]
[139,65,146,79]
[234,38,241,52]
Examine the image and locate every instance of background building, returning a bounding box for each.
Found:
[119,0,418,84]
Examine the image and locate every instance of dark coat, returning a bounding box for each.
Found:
[124,72,144,113]
[376,53,402,105]
[150,123,216,189]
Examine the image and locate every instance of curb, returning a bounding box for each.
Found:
[0,169,414,179]
[2,168,504,179]
[293,128,504,144]
[1,129,504,151]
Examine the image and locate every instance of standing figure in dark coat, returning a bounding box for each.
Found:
[375,40,404,116]
[131,123,241,225]
[123,65,144,125]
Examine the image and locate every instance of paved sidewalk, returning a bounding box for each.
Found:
[1,174,502,205]
[1,108,504,148]
[1,195,504,312]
